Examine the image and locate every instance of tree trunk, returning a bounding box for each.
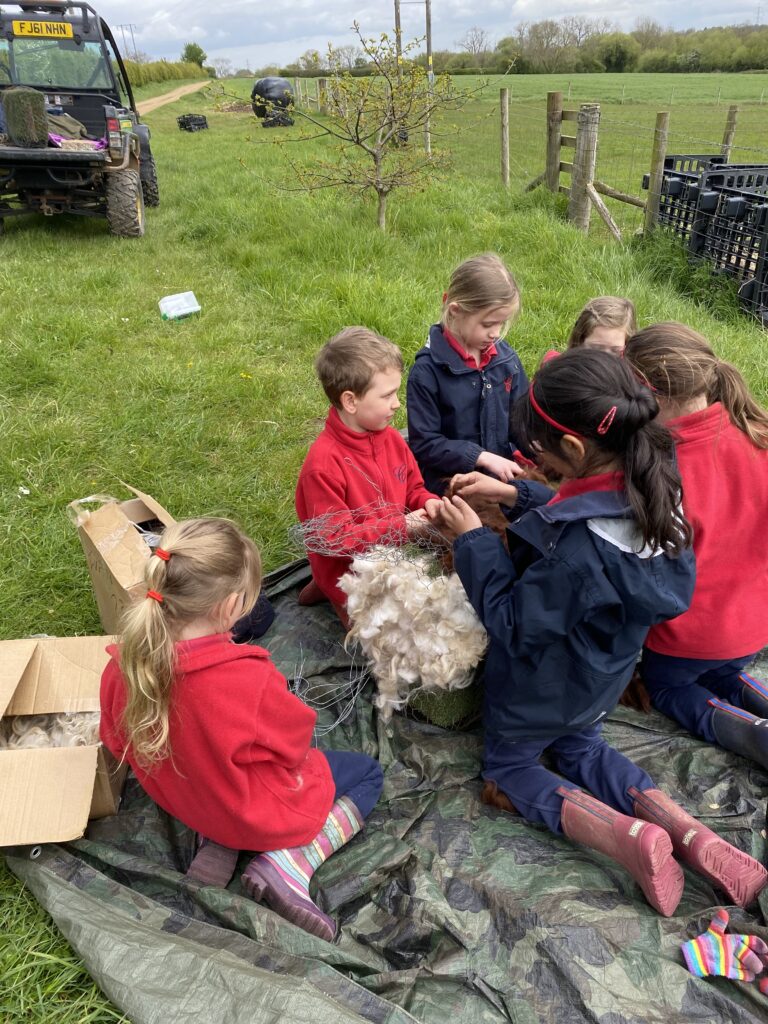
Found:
[377,190,388,230]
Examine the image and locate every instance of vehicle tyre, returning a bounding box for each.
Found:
[106,168,145,237]
[141,154,160,208]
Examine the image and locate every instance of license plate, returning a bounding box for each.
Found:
[12,20,74,38]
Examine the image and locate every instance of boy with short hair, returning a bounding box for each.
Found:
[296,327,441,624]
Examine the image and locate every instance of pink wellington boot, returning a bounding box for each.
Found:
[558,786,684,917]
[630,787,768,908]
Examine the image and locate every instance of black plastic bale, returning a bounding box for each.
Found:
[176,113,208,132]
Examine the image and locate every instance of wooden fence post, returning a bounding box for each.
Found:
[568,103,600,232]
[294,78,301,108]
[317,78,327,114]
[643,111,670,235]
[500,87,510,188]
[546,91,563,193]
[721,105,738,161]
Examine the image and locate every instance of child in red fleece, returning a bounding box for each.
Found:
[295,327,441,625]
[100,517,383,942]
[625,323,768,768]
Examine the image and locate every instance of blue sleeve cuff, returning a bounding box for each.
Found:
[504,479,555,518]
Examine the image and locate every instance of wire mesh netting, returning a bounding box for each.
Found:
[291,503,487,720]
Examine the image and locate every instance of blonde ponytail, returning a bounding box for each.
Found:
[118,518,261,769]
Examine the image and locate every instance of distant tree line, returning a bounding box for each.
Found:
[245,19,768,77]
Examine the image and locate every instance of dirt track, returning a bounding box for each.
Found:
[137,81,208,115]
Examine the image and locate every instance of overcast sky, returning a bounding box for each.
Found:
[90,1,764,69]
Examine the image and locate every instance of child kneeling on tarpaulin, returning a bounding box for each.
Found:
[100,516,383,942]
[439,349,767,916]
[295,326,441,628]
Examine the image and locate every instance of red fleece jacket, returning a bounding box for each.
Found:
[100,634,335,850]
[295,406,437,606]
[646,403,768,660]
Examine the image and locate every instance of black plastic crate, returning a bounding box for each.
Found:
[177,114,208,132]
[738,270,768,324]
[688,165,768,284]
[642,154,726,239]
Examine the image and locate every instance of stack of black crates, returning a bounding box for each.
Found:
[176,114,209,132]
[642,156,768,324]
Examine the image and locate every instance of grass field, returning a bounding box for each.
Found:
[1,71,767,1021]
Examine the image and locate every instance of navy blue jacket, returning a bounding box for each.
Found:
[454,481,696,742]
[406,324,530,494]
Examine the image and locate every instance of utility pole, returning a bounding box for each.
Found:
[116,23,139,61]
[394,0,402,81]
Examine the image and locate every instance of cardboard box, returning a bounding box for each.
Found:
[0,634,126,847]
[70,483,176,634]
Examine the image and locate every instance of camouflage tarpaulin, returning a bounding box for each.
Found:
[6,561,768,1024]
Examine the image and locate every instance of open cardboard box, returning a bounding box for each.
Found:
[70,483,176,634]
[0,634,125,847]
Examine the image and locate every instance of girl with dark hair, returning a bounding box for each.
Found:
[625,322,768,767]
[435,349,767,917]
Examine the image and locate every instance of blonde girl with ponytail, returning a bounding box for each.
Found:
[100,517,383,942]
[625,323,768,772]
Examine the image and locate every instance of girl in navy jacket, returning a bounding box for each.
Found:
[407,253,531,495]
[437,349,767,917]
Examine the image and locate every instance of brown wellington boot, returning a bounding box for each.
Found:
[630,786,768,908]
[558,786,683,917]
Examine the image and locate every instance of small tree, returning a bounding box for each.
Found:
[267,27,466,230]
[212,57,233,78]
[181,42,207,68]
[456,26,493,67]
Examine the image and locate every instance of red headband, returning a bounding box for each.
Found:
[155,548,171,561]
[529,382,617,439]
[146,590,163,603]
[529,384,584,439]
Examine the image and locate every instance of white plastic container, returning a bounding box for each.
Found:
[158,291,201,321]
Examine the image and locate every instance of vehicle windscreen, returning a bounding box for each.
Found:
[5,37,113,89]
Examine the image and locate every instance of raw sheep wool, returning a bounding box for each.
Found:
[338,546,487,719]
[0,711,101,750]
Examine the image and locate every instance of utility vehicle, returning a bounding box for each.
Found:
[0,1,158,236]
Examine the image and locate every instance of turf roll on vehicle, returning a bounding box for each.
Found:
[0,1,159,236]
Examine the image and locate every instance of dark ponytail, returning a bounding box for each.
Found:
[512,349,692,554]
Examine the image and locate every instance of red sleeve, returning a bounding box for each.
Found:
[403,442,439,510]
[297,468,407,554]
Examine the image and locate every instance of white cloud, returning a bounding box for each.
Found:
[87,1,764,68]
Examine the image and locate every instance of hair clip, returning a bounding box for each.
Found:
[155,548,171,561]
[596,405,617,435]
[442,291,448,303]
[146,590,164,603]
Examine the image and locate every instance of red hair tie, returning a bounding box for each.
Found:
[155,548,171,561]
[596,405,617,435]
[529,383,583,439]
[146,590,164,603]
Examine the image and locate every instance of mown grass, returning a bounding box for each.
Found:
[1,73,766,1021]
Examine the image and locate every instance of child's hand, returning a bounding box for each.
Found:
[450,472,518,508]
[476,451,523,481]
[423,498,442,520]
[405,508,430,538]
[438,495,483,536]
